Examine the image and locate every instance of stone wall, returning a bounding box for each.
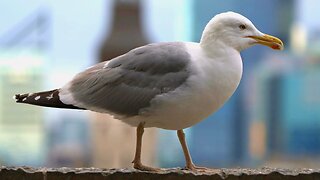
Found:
[0,166,319,180]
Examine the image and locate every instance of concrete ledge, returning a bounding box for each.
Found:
[1,166,319,180]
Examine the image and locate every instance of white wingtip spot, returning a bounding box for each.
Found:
[13,95,18,101]
[46,93,54,100]
[35,96,41,100]
[22,97,27,102]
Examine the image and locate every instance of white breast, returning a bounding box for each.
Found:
[122,43,243,130]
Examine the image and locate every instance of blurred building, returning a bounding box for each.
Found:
[47,115,91,167]
[250,0,320,167]
[0,9,49,165]
[0,51,45,166]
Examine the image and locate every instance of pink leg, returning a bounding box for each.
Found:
[177,129,210,171]
[132,122,160,171]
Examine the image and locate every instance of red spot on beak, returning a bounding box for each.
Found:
[272,44,280,50]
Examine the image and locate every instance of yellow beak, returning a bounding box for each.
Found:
[247,34,284,50]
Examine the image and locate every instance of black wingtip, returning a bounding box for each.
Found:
[14,89,85,110]
[14,93,28,103]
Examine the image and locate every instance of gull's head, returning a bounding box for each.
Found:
[200,11,284,52]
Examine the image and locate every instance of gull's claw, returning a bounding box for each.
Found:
[185,164,211,172]
[133,162,162,172]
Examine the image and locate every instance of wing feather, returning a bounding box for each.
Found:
[66,42,192,117]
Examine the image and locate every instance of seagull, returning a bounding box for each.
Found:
[14,12,283,171]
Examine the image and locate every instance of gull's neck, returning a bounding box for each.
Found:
[196,29,243,90]
[200,32,239,59]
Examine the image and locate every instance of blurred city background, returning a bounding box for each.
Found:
[0,0,320,168]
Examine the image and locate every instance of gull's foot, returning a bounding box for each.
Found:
[133,162,162,172]
[185,164,211,172]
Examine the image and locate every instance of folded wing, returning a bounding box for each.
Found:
[60,42,192,117]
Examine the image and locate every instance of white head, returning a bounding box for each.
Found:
[200,12,283,52]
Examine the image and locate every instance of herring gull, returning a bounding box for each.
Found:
[14,12,283,171]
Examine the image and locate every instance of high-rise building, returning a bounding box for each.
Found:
[0,50,45,166]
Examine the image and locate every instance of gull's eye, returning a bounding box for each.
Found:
[239,24,246,30]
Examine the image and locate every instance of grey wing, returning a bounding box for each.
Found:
[67,42,192,117]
